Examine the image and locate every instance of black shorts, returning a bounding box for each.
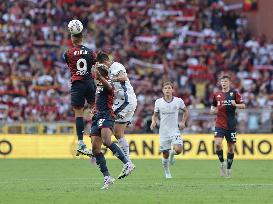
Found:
[90,112,114,137]
[215,127,237,143]
[71,80,96,107]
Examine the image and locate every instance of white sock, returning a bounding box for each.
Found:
[169,149,177,157]
[118,137,131,163]
[162,158,170,174]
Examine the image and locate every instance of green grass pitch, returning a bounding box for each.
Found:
[0,159,273,204]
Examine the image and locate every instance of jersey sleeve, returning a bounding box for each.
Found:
[235,91,244,104]
[154,99,160,113]
[111,63,126,76]
[212,94,217,107]
[179,98,186,110]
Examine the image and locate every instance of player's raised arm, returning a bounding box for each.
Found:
[112,70,129,82]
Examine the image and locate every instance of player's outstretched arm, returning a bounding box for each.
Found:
[112,71,129,82]
[179,107,189,130]
[150,112,159,130]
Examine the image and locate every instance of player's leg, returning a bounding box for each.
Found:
[214,128,225,176]
[101,127,128,164]
[100,127,134,179]
[71,81,89,155]
[114,123,131,162]
[169,135,183,165]
[91,135,114,189]
[161,140,172,178]
[114,104,136,165]
[114,115,136,169]
[225,131,236,178]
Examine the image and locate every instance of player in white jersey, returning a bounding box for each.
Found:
[151,81,189,179]
[96,52,137,168]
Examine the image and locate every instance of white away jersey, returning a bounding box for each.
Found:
[154,97,185,140]
[109,62,137,105]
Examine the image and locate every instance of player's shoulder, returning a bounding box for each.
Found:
[155,97,163,104]
[213,91,222,97]
[173,96,183,102]
[80,45,95,53]
[110,62,126,71]
[230,89,240,94]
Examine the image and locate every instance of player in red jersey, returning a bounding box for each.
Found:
[63,20,96,156]
[210,75,245,178]
[90,64,134,189]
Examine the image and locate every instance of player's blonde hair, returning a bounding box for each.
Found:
[162,81,174,88]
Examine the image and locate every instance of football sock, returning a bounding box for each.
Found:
[227,153,234,169]
[162,158,170,174]
[95,153,110,177]
[118,137,131,163]
[109,143,128,164]
[76,117,84,141]
[169,149,178,156]
[216,149,224,163]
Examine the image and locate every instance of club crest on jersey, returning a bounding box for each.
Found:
[230,92,234,96]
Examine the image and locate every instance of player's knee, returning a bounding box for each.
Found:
[92,146,101,154]
[162,150,169,158]
[74,107,84,116]
[114,132,122,139]
[174,146,182,154]
[215,143,222,151]
[227,143,235,153]
[102,140,111,148]
[176,148,182,154]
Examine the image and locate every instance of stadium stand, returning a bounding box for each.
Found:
[0,0,272,133]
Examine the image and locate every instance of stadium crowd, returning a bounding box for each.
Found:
[0,0,272,133]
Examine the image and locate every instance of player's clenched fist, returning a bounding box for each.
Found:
[150,121,157,130]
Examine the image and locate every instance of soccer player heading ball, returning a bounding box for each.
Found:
[64,20,96,156]
[210,75,245,178]
[151,81,189,179]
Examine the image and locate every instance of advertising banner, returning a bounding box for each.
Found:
[0,134,272,160]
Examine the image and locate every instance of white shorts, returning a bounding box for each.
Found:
[159,135,183,152]
[113,101,137,124]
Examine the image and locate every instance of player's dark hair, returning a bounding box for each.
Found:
[72,32,83,39]
[162,81,173,88]
[220,75,231,80]
[97,64,108,78]
[97,51,110,63]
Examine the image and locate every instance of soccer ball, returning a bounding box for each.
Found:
[68,20,83,35]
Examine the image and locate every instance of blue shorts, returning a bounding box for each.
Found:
[71,80,96,107]
[215,127,237,143]
[90,113,114,137]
